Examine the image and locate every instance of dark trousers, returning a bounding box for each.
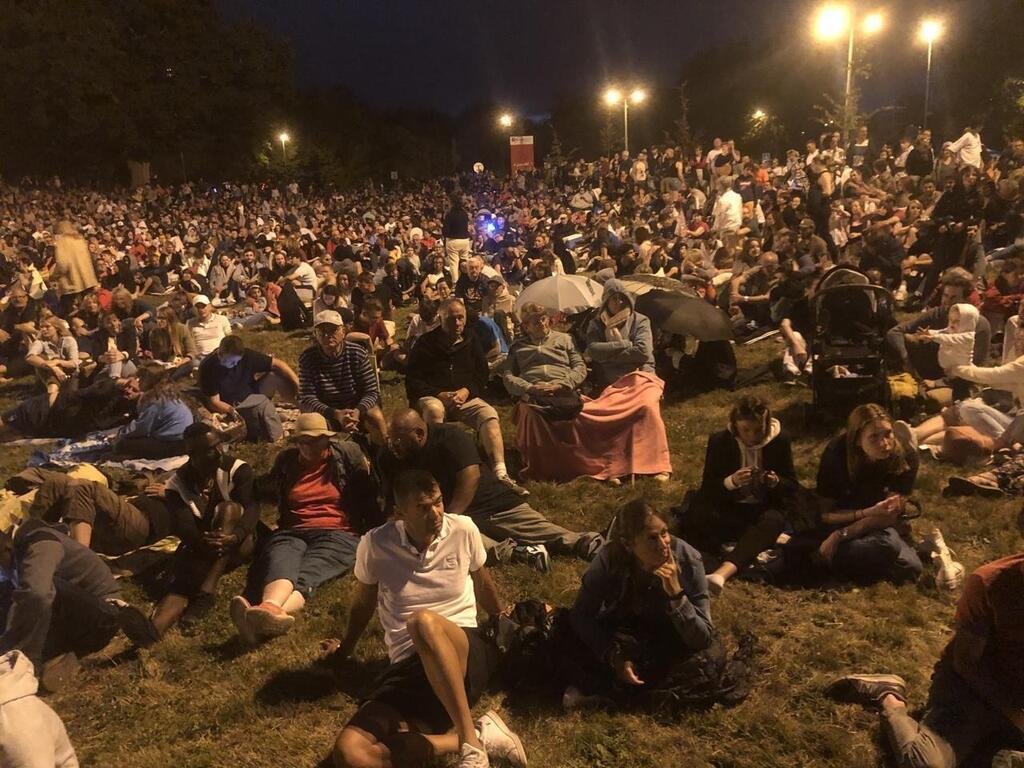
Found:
[680,496,787,571]
[40,577,120,666]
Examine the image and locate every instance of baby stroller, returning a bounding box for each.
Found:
[810,267,895,419]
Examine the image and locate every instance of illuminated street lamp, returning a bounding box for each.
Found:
[752,108,768,121]
[278,131,290,161]
[498,113,514,129]
[604,86,646,155]
[813,5,885,143]
[919,18,943,128]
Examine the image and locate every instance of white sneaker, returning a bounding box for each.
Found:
[922,528,965,591]
[993,750,1024,768]
[230,595,257,645]
[458,742,490,768]
[477,710,527,766]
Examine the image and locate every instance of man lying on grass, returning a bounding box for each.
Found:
[322,469,527,768]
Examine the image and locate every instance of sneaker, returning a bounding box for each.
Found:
[179,592,216,630]
[606,477,622,487]
[476,710,527,766]
[495,471,530,497]
[117,604,160,648]
[247,601,296,638]
[40,652,80,693]
[825,674,907,708]
[511,544,551,573]
[575,533,605,561]
[651,472,671,483]
[921,528,966,591]
[458,742,490,768]
[230,596,258,645]
[706,573,726,597]
[894,420,918,451]
[993,750,1024,768]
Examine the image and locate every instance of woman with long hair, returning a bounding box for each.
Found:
[811,403,923,585]
[147,305,199,379]
[564,499,712,704]
[111,362,194,459]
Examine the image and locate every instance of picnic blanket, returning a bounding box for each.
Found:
[26,429,188,473]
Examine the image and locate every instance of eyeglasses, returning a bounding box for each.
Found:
[315,325,342,336]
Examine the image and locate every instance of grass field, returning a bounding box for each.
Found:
[2,324,1020,768]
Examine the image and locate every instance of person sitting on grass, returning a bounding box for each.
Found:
[110,363,194,459]
[25,317,79,407]
[0,518,153,692]
[678,395,798,596]
[378,408,603,571]
[229,413,381,644]
[826,528,1024,768]
[405,297,519,488]
[562,499,713,708]
[794,403,923,586]
[298,310,388,443]
[130,424,260,643]
[0,650,79,766]
[323,469,528,768]
[197,334,299,443]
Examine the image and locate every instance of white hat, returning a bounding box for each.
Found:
[314,310,344,327]
[192,295,211,306]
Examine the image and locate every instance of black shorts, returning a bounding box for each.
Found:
[348,626,499,737]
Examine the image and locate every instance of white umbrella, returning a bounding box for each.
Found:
[513,274,603,317]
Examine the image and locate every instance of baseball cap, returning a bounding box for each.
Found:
[192,295,211,306]
[314,310,344,327]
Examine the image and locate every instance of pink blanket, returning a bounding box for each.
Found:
[514,370,672,481]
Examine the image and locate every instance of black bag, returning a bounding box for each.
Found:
[277,281,310,330]
[526,390,584,422]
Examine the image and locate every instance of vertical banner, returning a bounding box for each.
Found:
[509,135,535,171]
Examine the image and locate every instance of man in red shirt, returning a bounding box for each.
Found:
[827,536,1024,767]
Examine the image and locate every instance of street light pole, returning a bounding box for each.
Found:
[924,38,933,128]
[844,23,855,145]
[622,99,630,155]
[919,19,942,129]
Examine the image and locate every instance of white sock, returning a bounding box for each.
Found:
[493,461,508,477]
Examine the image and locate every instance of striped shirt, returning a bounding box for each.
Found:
[298,342,379,416]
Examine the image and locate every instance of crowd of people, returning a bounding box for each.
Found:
[1,117,1023,768]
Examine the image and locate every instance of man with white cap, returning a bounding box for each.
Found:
[186,294,232,360]
[298,310,388,443]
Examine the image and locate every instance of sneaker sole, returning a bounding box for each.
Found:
[826,674,906,703]
[481,710,528,766]
[248,607,295,638]
[40,652,80,693]
[230,597,258,645]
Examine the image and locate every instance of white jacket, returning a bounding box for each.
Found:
[0,651,78,767]
[954,355,1024,403]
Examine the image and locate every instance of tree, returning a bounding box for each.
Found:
[673,81,693,152]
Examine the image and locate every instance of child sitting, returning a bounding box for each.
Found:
[929,302,979,375]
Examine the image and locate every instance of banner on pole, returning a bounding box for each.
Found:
[509,135,535,171]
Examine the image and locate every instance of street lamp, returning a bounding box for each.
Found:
[813,5,885,144]
[498,113,514,129]
[278,131,290,161]
[604,86,645,155]
[752,108,767,121]
[919,18,943,128]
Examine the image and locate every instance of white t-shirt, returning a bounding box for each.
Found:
[290,261,318,306]
[355,514,487,663]
[187,313,232,357]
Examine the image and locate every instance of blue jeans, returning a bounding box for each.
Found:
[244,527,359,601]
[831,527,922,585]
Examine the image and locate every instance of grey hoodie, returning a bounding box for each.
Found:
[0,650,79,767]
[583,278,655,390]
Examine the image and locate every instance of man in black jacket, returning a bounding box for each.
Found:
[0,519,151,691]
[405,297,518,489]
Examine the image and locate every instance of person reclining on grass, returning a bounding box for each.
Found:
[561,499,713,708]
[378,408,604,572]
[826,517,1024,767]
[323,469,527,768]
[229,412,381,644]
[0,519,153,693]
[128,423,260,644]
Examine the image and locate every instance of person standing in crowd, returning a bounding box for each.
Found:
[230,413,380,643]
[443,194,473,286]
[50,221,98,314]
[325,469,527,768]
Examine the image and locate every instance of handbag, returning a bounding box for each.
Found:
[527,390,584,422]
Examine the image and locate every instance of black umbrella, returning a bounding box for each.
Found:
[634,289,734,341]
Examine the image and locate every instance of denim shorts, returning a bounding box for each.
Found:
[247,527,359,600]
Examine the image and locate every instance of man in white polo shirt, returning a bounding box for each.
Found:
[186,295,232,359]
[326,470,526,768]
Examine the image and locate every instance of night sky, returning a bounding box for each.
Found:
[217,0,959,118]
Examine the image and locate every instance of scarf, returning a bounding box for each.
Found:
[600,307,632,341]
